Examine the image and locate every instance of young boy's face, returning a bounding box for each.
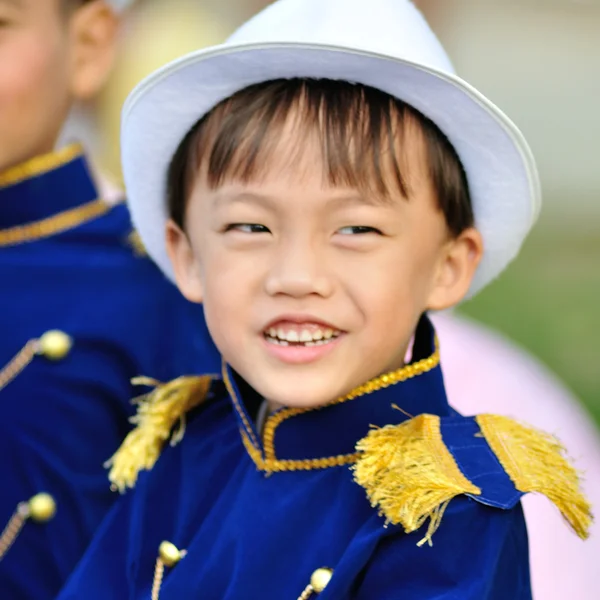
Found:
[0,0,117,171]
[168,114,482,409]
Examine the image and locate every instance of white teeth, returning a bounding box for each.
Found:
[265,325,341,344]
[299,329,313,342]
[286,330,299,342]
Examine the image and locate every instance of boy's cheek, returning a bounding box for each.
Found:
[0,35,68,131]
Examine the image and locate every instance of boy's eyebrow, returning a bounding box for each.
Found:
[326,192,394,208]
[212,191,276,210]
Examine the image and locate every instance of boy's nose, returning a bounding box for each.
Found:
[264,242,334,299]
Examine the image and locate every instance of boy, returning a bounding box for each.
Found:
[0,0,218,598]
[58,0,592,598]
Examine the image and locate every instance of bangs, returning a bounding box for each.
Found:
[168,78,473,236]
[194,79,413,198]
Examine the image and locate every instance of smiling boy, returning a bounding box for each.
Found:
[57,1,591,598]
[0,1,217,597]
[166,78,480,411]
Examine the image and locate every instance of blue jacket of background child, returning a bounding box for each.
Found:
[0,145,221,599]
[55,314,590,599]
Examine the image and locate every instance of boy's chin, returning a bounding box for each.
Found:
[251,375,352,411]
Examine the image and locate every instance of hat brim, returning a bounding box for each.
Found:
[122,42,540,298]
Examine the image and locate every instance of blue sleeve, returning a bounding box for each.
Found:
[353,499,532,599]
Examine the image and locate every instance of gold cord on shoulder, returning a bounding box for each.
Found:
[0,332,73,392]
[476,414,593,540]
[0,494,57,562]
[0,144,83,188]
[0,199,111,247]
[0,504,30,562]
[0,340,41,392]
[151,557,166,600]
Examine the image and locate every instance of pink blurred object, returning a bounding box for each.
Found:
[432,313,599,600]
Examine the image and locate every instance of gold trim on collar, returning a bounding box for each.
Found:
[233,341,440,473]
[223,365,261,449]
[241,429,361,473]
[0,198,111,247]
[0,144,83,188]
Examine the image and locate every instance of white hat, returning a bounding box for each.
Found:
[121,0,541,298]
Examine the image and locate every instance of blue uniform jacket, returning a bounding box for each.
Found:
[57,315,590,599]
[0,145,220,598]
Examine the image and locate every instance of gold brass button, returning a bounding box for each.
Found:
[310,568,333,593]
[158,541,185,568]
[39,330,72,361]
[28,493,57,522]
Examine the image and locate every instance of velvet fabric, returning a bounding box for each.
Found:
[58,317,532,599]
[0,149,220,599]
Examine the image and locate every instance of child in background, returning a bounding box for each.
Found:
[0,1,218,597]
[58,0,592,598]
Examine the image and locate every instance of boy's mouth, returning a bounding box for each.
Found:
[263,321,343,347]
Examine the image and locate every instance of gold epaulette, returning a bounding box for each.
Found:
[353,414,592,546]
[106,376,212,493]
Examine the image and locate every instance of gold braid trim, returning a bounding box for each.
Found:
[477,414,593,540]
[151,558,166,600]
[353,414,481,547]
[0,199,111,247]
[106,376,213,493]
[0,144,83,188]
[241,429,360,473]
[0,340,41,392]
[0,503,30,561]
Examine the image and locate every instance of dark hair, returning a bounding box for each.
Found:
[167,78,474,237]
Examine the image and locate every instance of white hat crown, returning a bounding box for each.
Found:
[228,0,454,75]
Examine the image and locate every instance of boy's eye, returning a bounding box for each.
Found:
[225,223,271,234]
[337,226,383,235]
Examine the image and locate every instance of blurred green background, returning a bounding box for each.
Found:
[459,215,600,424]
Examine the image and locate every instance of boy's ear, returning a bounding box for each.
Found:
[426,227,484,311]
[68,1,119,101]
[165,220,205,304]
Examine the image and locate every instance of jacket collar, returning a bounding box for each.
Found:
[223,315,451,473]
[0,144,98,229]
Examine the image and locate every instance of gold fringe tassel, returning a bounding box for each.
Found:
[477,414,593,540]
[353,414,480,546]
[106,376,212,493]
